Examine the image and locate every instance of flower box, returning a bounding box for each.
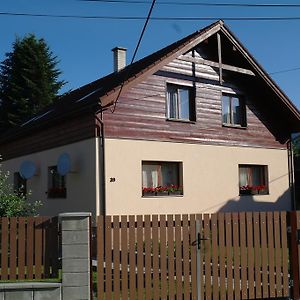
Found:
[142,185,183,197]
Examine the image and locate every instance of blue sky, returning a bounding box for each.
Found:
[1,0,300,109]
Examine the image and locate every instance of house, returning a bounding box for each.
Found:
[1,20,299,216]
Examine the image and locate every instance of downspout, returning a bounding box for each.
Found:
[287,138,296,210]
[95,107,106,216]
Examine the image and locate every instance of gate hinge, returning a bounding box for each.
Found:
[287,226,291,233]
[289,279,294,287]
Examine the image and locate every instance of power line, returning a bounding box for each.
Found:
[3,12,300,21]
[269,67,300,75]
[81,0,300,8]
[111,0,156,113]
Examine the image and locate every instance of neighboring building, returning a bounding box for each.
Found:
[1,20,299,216]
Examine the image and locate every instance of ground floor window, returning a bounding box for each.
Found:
[48,166,66,198]
[14,172,27,197]
[239,164,269,195]
[142,161,183,196]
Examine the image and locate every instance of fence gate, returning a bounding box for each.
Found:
[96,212,291,299]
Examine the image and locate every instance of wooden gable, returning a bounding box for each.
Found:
[102,29,299,149]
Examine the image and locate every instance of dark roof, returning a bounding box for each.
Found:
[1,20,299,142]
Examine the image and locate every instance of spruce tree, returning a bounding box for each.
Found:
[0,34,65,132]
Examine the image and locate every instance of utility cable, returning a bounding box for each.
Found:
[81,0,300,8]
[110,0,156,113]
[269,67,300,75]
[3,12,300,21]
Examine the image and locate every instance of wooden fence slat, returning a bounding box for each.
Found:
[120,216,128,300]
[196,214,204,300]
[26,217,34,279]
[1,217,9,280]
[273,211,282,297]
[203,214,211,300]
[112,216,120,300]
[105,216,112,299]
[152,215,159,300]
[137,215,144,300]
[167,215,175,300]
[43,218,51,279]
[51,216,59,278]
[160,215,167,300]
[246,212,254,299]
[144,215,152,300]
[97,216,104,300]
[267,212,276,298]
[290,210,300,300]
[18,217,26,280]
[128,215,136,300]
[260,212,268,298]
[218,213,226,300]
[9,217,17,280]
[280,212,289,297]
[239,212,247,300]
[253,212,262,298]
[225,213,233,300]
[182,214,190,300]
[34,217,43,280]
[175,214,183,300]
[211,214,219,300]
[190,215,197,300]
[232,213,240,300]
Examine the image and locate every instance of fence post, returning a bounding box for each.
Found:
[289,211,300,300]
[60,212,92,300]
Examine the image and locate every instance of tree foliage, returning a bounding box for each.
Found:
[0,161,41,217]
[0,34,65,132]
[293,134,300,157]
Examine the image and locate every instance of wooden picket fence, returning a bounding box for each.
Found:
[0,216,60,280]
[96,212,291,299]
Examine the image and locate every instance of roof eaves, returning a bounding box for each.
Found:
[220,24,300,121]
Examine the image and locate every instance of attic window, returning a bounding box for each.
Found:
[166,84,196,121]
[222,94,246,127]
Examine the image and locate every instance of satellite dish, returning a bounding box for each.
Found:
[19,161,36,179]
[57,153,71,176]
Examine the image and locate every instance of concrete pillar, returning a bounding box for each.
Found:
[59,212,91,300]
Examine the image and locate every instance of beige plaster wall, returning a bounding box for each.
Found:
[2,138,99,216]
[105,138,291,215]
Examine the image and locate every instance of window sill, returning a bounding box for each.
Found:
[222,123,247,130]
[142,191,183,197]
[166,118,196,124]
[239,191,269,196]
[142,194,184,198]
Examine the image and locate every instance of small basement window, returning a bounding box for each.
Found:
[222,94,246,127]
[142,161,183,196]
[239,164,269,195]
[14,172,27,197]
[48,166,66,198]
[166,84,196,121]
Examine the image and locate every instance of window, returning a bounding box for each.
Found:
[142,161,183,196]
[14,172,27,197]
[222,94,246,127]
[167,84,195,121]
[48,166,66,198]
[239,165,269,195]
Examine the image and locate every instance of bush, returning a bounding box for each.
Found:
[0,162,41,217]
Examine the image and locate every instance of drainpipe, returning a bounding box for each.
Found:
[287,138,296,210]
[95,108,106,216]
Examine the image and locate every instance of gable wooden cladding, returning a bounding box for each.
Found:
[103,51,286,149]
[0,113,96,160]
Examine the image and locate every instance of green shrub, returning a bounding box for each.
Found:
[0,160,41,216]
